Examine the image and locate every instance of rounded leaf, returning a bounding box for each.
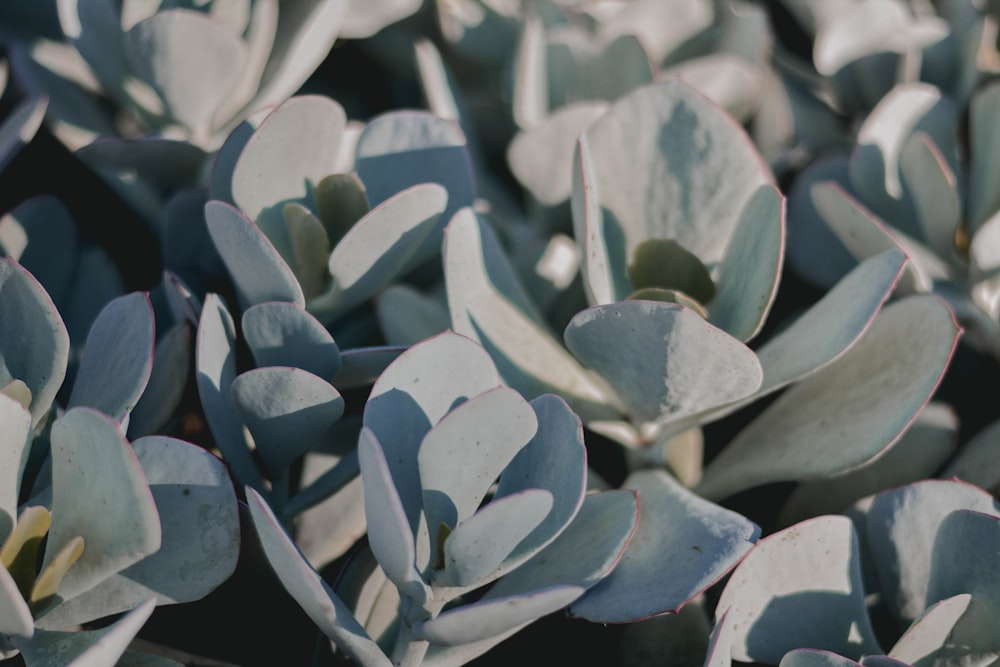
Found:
[245,487,391,667]
[205,200,305,309]
[570,469,759,623]
[445,208,617,422]
[36,436,240,628]
[43,408,160,604]
[582,79,772,265]
[231,366,345,475]
[315,183,447,320]
[715,516,880,663]
[123,9,246,133]
[0,259,69,425]
[242,301,341,380]
[867,479,1000,624]
[67,292,154,422]
[231,95,346,262]
[507,102,609,205]
[698,296,959,500]
[354,111,475,268]
[564,300,762,425]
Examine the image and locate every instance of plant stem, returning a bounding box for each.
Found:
[389,620,430,667]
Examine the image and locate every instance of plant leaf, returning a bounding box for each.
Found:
[785,154,856,288]
[0,560,32,638]
[899,132,960,259]
[17,598,157,667]
[0,196,78,307]
[363,331,500,537]
[627,239,715,304]
[811,181,949,294]
[779,402,958,526]
[375,285,450,347]
[697,296,959,501]
[195,294,265,491]
[924,510,1000,661]
[942,417,1000,493]
[564,300,762,425]
[36,436,240,628]
[127,322,191,439]
[709,184,785,342]
[231,95,346,264]
[30,536,84,614]
[966,80,1000,231]
[889,593,971,666]
[508,102,609,205]
[417,585,584,646]
[313,183,447,321]
[419,387,537,536]
[251,0,348,114]
[867,479,1000,624]
[205,200,305,309]
[715,516,880,663]
[781,650,864,667]
[491,394,587,577]
[242,301,341,380]
[357,428,427,604]
[581,79,772,266]
[0,98,47,173]
[291,453,365,568]
[2,506,52,598]
[445,208,617,422]
[67,292,154,422]
[752,248,906,398]
[283,203,331,300]
[334,345,405,390]
[246,486,390,666]
[42,408,160,604]
[440,489,553,588]
[0,259,70,425]
[703,611,734,667]
[571,134,631,306]
[315,172,370,247]
[848,82,958,230]
[570,470,758,622]
[0,395,32,540]
[354,110,475,269]
[123,9,246,134]
[231,366,345,475]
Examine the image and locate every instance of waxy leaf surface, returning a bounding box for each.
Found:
[67,292,154,422]
[242,301,341,380]
[716,516,879,663]
[246,487,391,667]
[564,300,762,425]
[43,409,160,603]
[571,470,758,623]
[698,296,959,500]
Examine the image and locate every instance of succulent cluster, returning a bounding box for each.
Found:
[1,1,1000,666]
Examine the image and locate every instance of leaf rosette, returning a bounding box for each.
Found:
[248,331,639,666]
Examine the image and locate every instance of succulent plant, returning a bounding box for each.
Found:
[786,79,1000,360]
[712,478,1000,666]
[6,0,348,224]
[0,196,125,352]
[446,79,960,492]
[193,289,377,568]
[206,93,474,338]
[0,258,240,665]
[12,0,347,150]
[758,0,1000,173]
[247,330,643,665]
